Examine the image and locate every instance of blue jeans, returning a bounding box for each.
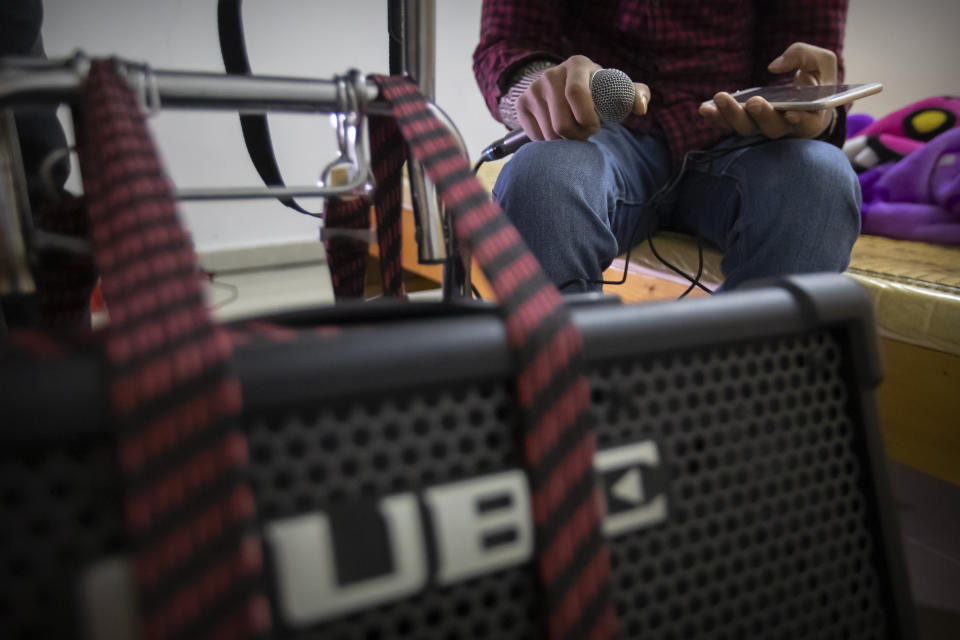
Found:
[491,125,862,292]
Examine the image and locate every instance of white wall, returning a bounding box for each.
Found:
[40,0,959,252]
[41,0,503,252]
[843,0,959,119]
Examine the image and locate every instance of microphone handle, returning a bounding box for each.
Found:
[482,128,531,161]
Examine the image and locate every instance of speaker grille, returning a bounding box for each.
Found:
[0,441,125,639]
[248,380,522,515]
[0,327,894,639]
[247,380,545,639]
[244,328,889,639]
[592,330,887,639]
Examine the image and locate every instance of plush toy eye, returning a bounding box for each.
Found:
[902,107,956,141]
[912,110,947,133]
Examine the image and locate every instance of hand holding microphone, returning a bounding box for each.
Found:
[482,55,650,161]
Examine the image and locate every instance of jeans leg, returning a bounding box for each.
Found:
[668,138,862,290]
[491,125,673,292]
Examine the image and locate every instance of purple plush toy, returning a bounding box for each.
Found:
[843,96,960,245]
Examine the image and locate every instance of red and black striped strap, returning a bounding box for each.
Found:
[370,74,618,640]
[322,195,370,298]
[78,60,269,640]
[323,116,407,300]
[26,195,97,328]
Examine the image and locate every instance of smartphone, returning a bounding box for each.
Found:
[701,82,883,111]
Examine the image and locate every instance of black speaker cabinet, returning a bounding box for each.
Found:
[0,274,917,639]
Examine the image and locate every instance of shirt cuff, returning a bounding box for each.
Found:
[497,59,556,129]
[818,107,847,149]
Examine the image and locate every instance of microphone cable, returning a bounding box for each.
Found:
[556,144,707,295]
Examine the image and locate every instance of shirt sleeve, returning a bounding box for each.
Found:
[497,60,555,128]
[751,0,849,87]
[819,107,848,148]
[472,0,566,123]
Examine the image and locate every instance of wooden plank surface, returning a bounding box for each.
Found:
[373,205,705,303]
[876,337,960,486]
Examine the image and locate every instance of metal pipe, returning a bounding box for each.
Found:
[154,70,384,113]
[0,66,385,114]
[0,110,36,296]
[400,0,448,265]
[0,52,473,282]
[0,63,386,201]
[401,0,436,100]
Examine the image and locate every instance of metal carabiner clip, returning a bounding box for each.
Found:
[317,70,374,203]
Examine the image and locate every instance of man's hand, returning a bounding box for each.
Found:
[517,54,650,142]
[699,42,838,140]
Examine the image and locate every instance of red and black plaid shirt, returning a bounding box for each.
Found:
[473,0,849,167]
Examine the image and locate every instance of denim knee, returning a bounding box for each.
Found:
[716,139,863,287]
[775,139,859,227]
[737,140,861,243]
[491,139,620,289]
[492,138,609,216]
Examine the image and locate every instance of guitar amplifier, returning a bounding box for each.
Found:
[0,274,916,639]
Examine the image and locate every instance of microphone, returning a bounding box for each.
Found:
[480,68,636,161]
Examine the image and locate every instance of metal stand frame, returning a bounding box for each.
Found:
[0,0,471,304]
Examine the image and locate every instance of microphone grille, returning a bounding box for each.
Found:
[590,68,636,124]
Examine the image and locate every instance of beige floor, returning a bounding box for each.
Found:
[198,240,336,322]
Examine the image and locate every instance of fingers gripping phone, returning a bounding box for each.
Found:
[701,83,883,111]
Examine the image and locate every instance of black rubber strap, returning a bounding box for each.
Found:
[217,0,322,217]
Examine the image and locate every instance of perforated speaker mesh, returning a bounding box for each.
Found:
[0,440,126,639]
[248,380,542,639]
[0,327,894,639]
[244,329,889,639]
[592,331,886,639]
